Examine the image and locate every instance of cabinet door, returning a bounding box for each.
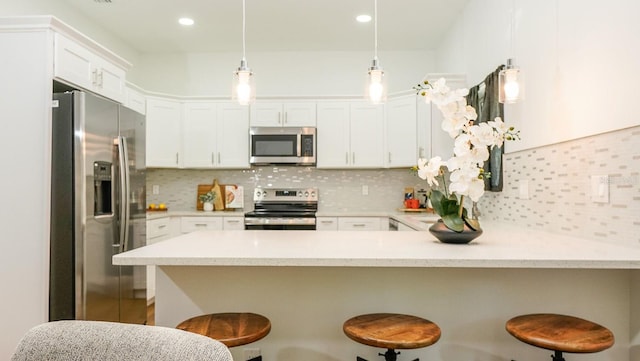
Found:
[53,33,126,104]
[180,217,223,233]
[223,217,245,230]
[124,86,146,115]
[216,103,250,168]
[338,217,384,231]
[316,102,351,168]
[54,33,94,92]
[350,102,384,168]
[283,102,316,126]
[94,57,126,104]
[146,98,182,167]
[250,102,282,126]
[182,102,217,168]
[416,100,432,160]
[316,217,338,231]
[385,96,418,168]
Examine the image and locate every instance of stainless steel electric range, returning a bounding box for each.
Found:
[244,188,318,230]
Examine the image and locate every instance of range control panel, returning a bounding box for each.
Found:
[253,188,318,202]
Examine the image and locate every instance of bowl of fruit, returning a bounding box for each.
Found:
[147,203,167,212]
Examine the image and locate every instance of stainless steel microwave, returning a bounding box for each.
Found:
[250,127,316,165]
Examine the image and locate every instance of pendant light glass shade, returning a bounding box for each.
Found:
[366,0,386,104]
[367,57,386,104]
[499,58,525,104]
[233,58,254,105]
[232,0,254,105]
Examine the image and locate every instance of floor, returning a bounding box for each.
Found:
[147,302,155,326]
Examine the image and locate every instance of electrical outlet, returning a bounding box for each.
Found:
[362,185,369,195]
[152,185,160,195]
[518,179,529,200]
[243,347,261,361]
[590,175,609,203]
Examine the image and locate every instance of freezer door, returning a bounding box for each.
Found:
[80,91,121,322]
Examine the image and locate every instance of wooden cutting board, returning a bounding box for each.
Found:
[196,179,226,211]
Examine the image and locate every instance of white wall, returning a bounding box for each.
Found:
[0,29,52,359]
[131,50,435,97]
[435,0,640,152]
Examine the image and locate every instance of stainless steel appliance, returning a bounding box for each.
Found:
[249,127,316,165]
[50,90,147,324]
[244,188,318,230]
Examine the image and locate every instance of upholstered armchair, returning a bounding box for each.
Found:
[11,320,233,361]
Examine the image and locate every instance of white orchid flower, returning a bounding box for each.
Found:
[417,156,443,186]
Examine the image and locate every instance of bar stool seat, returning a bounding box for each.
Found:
[506,313,614,361]
[343,313,441,361]
[176,312,271,348]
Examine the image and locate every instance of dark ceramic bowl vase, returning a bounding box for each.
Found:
[428,219,483,244]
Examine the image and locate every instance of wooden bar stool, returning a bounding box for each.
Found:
[505,313,614,361]
[343,313,441,361]
[177,312,271,360]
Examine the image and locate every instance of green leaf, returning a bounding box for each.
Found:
[464,216,481,231]
[443,214,464,232]
[429,190,447,216]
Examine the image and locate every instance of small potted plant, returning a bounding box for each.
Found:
[199,191,216,212]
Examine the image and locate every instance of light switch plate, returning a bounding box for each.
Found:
[152,185,160,195]
[590,175,609,203]
[362,185,369,195]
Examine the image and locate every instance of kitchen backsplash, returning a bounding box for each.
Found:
[479,125,640,247]
[146,167,425,213]
[147,125,639,246]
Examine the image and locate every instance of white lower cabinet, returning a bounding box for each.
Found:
[223,217,245,230]
[337,217,388,231]
[317,216,388,231]
[316,217,338,231]
[146,217,179,300]
[180,216,223,233]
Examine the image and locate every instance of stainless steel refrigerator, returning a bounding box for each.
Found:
[50,90,147,324]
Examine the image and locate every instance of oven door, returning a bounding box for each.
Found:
[244,216,316,230]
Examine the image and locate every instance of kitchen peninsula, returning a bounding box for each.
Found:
[114,224,640,361]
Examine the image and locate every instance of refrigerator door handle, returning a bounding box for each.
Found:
[117,136,131,254]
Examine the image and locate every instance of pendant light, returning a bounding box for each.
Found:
[232,0,254,105]
[499,0,524,103]
[366,0,386,104]
[499,58,524,103]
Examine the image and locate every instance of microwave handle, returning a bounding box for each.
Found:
[296,133,302,157]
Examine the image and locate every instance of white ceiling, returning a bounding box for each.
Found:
[59,0,470,53]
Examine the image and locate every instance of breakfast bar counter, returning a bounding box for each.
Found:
[114,221,640,269]
[114,224,640,361]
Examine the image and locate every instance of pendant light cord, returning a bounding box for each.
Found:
[242,0,247,61]
[374,0,378,59]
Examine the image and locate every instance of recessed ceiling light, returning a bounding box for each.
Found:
[178,17,195,26]
[356,14,372,23]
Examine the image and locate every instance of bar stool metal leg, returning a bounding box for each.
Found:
[551,350,565,361]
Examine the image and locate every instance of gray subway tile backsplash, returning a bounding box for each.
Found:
[147,125,639,246]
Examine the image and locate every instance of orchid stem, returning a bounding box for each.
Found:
[458,195,464,217]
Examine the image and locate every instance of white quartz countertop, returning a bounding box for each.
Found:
[114,221,640,269]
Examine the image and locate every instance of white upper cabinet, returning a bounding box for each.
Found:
[417,74,466,161]
[181,101,250,169]
[385,95,418,168]
[146,97,182,168]
[53,33,126,103]
[316,102,351,168]
[250,101,316,127]
[317,101,384,168]
[124,86,146,115]
[182,102,217,168]
[215,103,250,168]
